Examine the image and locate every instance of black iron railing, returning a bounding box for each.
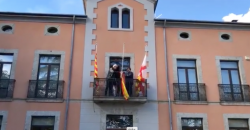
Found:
[27,80,64,99]
[0,79,15,98]
[93,78,147,98]
[173,83,207,101]
[218,84,250,102]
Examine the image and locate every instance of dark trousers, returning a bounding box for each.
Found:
[105,78,121,96]
[125,79,133,96]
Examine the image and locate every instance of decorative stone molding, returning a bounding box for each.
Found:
[31,50,65,80]
[0,111,8,130]
[0,49,18,79]
[44,25,60,36]
[24,111,60,130]
[219,32,232,42]
[177,113,209,130]
[223,114,250,130]
[172,55,203,83]
[0,23,14,34]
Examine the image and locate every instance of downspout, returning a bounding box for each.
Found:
[64,15,76,130]
[163,20,173,130]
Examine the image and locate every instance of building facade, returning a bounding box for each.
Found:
[0,0,250,130]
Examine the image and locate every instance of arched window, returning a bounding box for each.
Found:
[122,9,130,29]
[111,8,119,28]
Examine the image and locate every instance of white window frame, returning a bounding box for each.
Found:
[108,2,133,31]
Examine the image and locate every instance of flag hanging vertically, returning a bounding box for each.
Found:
[120,43,129,100]
[135,54,147,96]
[94,45,99,93]
[121,71,129,100]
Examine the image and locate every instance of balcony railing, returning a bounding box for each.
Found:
[27,80,64,99]
[93,78,147,102]
[173,83,207,101]
[218,84,250,102]
[0,79,15,99]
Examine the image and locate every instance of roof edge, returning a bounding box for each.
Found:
[0,12,87,24]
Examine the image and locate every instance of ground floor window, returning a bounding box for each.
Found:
[181,118,203,130]
[228,119,249,130]
[0,116,2,130]
[106,115,133,130]
[31,116,55,130]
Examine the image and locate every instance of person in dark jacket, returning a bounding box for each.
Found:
[105,64,120,96]
[125,67,133,96]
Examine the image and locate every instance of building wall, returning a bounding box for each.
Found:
[155,26,250,130]
[80,0,159,130]
[0,20,85,130]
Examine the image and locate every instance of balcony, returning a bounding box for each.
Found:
[93,78,147,103]
[173,83,207,104]
[218,84,250,102]
[0,79,15,101]
[27,80,64,102]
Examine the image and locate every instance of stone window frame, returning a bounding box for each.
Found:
[24,111,60,130]
[177,113,208,130]
[0,49,18,79]
[107,2,134,31]
[44,25,60,36]
[31,50,65,80]
[105,53,134,76]
[178,31,191,41]
[100,108,138,129]
[0,111,8,130]
[219,32,232,42]
[223,114,250,130]
[0,23,15,34]
[172,55,203,83]
[215,56,246,84]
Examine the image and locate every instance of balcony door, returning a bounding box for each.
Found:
[220,61,242,101]
[177,60,198,100]
[0,54,13,98]
[109,57,130,71]
[36,55,60,98]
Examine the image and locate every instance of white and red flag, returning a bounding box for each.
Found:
[135,54,147,96]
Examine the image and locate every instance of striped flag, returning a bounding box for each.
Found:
[121,72,129,100]
[135,54,147,96]
[94,49,99,93]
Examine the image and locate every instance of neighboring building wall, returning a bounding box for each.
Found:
[155,25,250,130]
[0,20,85,130]
[81,0,158,130]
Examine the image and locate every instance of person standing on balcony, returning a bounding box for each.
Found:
[105,64,120,96]
[125,67,133,96]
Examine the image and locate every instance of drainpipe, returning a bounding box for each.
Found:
[163,20,173,130]
[64,15,76,130]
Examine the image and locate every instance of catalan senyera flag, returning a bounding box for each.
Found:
[135,54,147,96]
[94,52,99,92]
[121,72,129,100]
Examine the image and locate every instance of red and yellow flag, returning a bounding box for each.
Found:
[94,53,99,92]
[135,54,147,96]
[121,72,129,100]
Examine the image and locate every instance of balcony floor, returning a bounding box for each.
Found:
[93,96,147,103]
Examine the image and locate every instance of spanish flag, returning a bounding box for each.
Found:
[135,54,147,96]
[121,72,129,100]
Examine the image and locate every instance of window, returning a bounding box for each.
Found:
[45,25,60,36]
[177,60,199,100]
[220,61,243,101]
[178,31,191,40]
[106,115,133,130]
[0,54,13,98]
[108,3,133,31]
[228,119,249,130]
[0,24,14,34]
[181,118,203,130]
[31,116,55,130]
[111,8,119,28]
[122,9,130,29]
[219,32,232,41]
[110,57,130,71]
[0,116,2,130]
[36,55,61,98]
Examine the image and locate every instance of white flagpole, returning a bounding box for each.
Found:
[95,43,97,53]
[121,43,124,71]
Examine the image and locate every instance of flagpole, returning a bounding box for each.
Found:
[95,43,97,53]
[121,43,124,71]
